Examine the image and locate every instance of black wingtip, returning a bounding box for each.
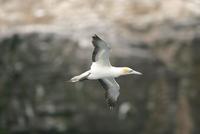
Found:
[92,34,101,40]
[105,93,117,108]
[107,99,116,108]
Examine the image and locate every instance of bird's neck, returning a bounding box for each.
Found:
[111,67,125,77]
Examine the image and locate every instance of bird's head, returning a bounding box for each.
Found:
[121,67,142,75]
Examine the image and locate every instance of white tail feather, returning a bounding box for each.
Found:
[69,70,91,82]
[69,76,80,82]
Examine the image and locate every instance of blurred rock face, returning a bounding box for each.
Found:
[0,0,200,27]
[0,0,200,134]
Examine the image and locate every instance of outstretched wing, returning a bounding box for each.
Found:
[92,34,111,66]
[98,78,120,107]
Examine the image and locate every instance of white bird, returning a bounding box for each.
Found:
[70,35,142,107]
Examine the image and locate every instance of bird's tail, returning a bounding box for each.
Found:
[69,70,91,82]
[69,76,81,82]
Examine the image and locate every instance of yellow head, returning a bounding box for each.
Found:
[122,67,132,74]
[121,67,142,75]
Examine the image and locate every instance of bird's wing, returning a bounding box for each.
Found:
[92,34,111,66]
[98,78,120,107]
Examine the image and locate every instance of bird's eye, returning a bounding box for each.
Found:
[129,70,133,73]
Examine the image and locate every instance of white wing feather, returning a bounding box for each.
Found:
[98,78,120,107]
[92,35,111,66]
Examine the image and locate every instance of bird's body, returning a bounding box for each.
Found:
[70,35,142,107]
[89,63,121,79]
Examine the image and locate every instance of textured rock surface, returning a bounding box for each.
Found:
[0,0,200,134]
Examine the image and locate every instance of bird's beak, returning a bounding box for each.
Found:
[131,70,142,75]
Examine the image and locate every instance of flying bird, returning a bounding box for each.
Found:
[70,35,142,108]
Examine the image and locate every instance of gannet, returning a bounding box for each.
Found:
[70,35,142,107]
